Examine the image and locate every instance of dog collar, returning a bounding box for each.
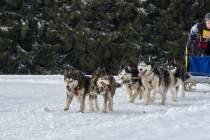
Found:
[141,65,156,81]
[142,71,155,82]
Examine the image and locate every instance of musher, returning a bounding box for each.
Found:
[188,13,210,56]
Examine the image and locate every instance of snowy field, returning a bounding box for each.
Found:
[0,75,210,140]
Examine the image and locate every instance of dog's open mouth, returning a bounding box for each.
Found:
[67,87,77,95]
[138,70,147,78]
[120,80,126,86]
[101,82,110,90]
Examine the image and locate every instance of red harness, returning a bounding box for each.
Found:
[197,37,209,49]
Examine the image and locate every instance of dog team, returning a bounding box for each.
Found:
[64,56,190,113]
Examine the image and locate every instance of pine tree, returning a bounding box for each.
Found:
[1,0,210,74]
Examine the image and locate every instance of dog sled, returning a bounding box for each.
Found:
[185,46,210,89]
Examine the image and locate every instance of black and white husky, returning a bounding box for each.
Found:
[137,56,176,105]
[165,59,191,101]
[118,66,144,103]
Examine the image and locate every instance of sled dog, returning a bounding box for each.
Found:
[91,67,120,113]
[64,68,99,112]
[137,56,176,105]
[118,66,144,103]
[165,58,190,101]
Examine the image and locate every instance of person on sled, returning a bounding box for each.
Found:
[188,13,210,56]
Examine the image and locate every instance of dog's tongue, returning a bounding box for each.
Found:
[120,80,124,86]
[70,88,76,95]
[102,83,110,90]
[138,72,144,78]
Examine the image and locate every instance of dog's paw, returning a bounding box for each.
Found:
[95,107,99,110]
[160,102,165,105]
[150,96,155,102]
[143,103,149,106]
[64,107,69,111]
[108,107,113,111]
[129,100,134,103]
[173,100,178,102]
[89,108,94,111]
[102,111,107,113]
[78,109,84,113]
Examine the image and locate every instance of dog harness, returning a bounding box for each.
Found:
[138,66,155,81]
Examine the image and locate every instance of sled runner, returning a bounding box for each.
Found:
[185,47,210,89]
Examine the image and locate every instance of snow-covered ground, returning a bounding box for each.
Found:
[0,75,210,140]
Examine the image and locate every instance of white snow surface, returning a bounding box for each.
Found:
[1,75,210,140]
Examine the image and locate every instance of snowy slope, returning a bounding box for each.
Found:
[0,75,210,140]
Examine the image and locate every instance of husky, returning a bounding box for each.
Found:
[165,58,190,101]
[118,66,144,103]
[91,67,120,113]
[137,56,176,106]
[64,68,99,112]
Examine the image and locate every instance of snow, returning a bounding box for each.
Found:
[16,44,27,53]
[0,26,9,31]
[1,75,210,140]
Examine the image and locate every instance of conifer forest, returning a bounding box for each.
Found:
[0,0,209,74]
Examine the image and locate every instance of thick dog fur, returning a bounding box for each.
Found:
[137,56,176,106]
[64,68,99,112]
[118,66,144,103]
[165,59,190,101]
[91,67,120,113]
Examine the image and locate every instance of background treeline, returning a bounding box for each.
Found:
[0,0,209,75]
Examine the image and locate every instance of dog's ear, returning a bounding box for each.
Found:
[148,55,151,62]
[128,66,132,71]
[165,58,168,64]
[102,67,106,71]
[101,67,106,74]
[120,65,123,70]
[139,55,143,62]
[96,67,101,75]
[174,58,176,64]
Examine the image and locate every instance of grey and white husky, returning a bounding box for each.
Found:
[137,56,176,105]
[64,68,98,112]
[91,67,120,113]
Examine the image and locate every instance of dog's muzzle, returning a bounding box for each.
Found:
[101,82,110,90]
[138,70,147,78]
[66,86,77,95]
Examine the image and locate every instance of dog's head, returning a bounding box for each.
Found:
[118,66,133,84]
[137,55,154,78]
[91,67,108,85]
[96,77,111,91]
[165,58,177,74]
[91,67,111,94]
[64,69,81,93]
